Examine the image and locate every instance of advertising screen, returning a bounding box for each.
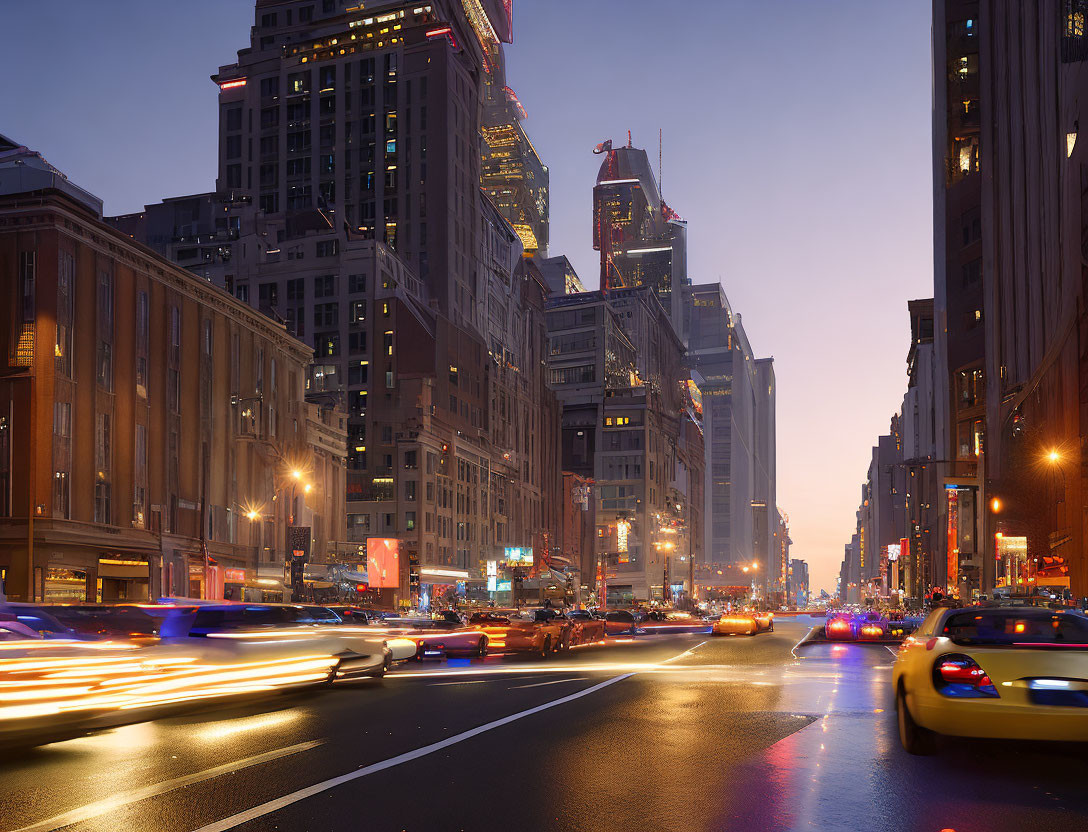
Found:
[366,538,401,588]
[504,547,533,565]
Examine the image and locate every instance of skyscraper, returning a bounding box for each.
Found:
[593,139,687,326]
[212,0,511,333]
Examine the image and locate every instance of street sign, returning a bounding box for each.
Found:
[287,526,311,562]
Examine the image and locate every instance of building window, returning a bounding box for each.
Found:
[55,251,74,378]
[135,290,149,397]
[134,424,147,528]
[96,270,114,390]
[95,413,111,524]
[52,401,72,519]
[350,300,367,322]
[405,480,417,501]
[348,361,369,386]
[314,302,339,328]
[385,370,394,388]
[316,333,341,357]
[316,239,339,258]
[383,330,393,356]
[349,274,367,294]
[314,274,335,297]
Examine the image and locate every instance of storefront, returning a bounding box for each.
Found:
[97,556,151,602]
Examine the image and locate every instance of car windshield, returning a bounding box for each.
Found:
[942,610,1088,646]
[43,605,164,636]
[192,606,299,630]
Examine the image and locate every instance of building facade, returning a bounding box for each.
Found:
[0,139,339,603]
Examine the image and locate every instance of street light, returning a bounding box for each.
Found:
[990,497,1002,514]
[1047,449,1061,464]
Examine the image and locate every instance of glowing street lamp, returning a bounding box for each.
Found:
[246,510,261,522]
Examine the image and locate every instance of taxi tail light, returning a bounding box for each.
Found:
[933,653,999,698]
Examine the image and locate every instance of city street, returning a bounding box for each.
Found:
[2,618,1087,832]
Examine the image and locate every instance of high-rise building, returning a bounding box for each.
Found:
[753,357,776,592]
[900,298,937,601]
[480,51,548,257]
[211,0,512,333]
[930,2,1088,600]
[788,557,809,608]
[685,283,774,569]
[593,139,687,326]
[545,286,698,603]
[932,0,984,597]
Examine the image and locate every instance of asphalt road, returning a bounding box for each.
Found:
[2,618,1088,832]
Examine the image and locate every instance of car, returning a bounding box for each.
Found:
[564,609,607,645]
[376,616,489,659]
[825,612,856,640]
[856,612,889,640]
[603,609,641,635]
[712,613,759,636]
[466,609,567,656]
[753,611,775,632]
[170,604,393,678]
[893,605,1088,754]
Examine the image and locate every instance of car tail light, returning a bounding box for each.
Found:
[829,619,850,632]
[932,653,999,698]
[860,625,882,638]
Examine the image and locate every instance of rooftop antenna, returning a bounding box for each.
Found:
[627,129,632,148]
[659,128,663,197]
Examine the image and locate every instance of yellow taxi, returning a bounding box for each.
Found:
[893,605,1088,754]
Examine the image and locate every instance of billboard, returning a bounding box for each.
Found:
[366,538,401,588]
[504,546,533,565]
[886,544,900,562]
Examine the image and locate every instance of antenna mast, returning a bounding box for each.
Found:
[659,128,663,197]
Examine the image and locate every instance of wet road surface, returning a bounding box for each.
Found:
[2,617,1087,832]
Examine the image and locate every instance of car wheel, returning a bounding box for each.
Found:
[476,637,488,658]
[896,682,936,755]
[540,635,552,658]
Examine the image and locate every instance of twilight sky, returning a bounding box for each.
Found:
[4,1,933,593]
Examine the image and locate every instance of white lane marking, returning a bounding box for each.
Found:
[188,673,635,832]
[509,677,589,689]
[660,640,708,663]
[12,740,323,832]
[428,678,530,687]
[884,646,899,657]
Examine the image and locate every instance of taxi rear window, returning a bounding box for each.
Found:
[942,611,1088,647]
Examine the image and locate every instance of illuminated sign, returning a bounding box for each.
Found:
[486,560,498,577]
[425,26,458,48]
[487,577,497,592]
[224,568,246,582]
[616,520,630,554]
[366,538,400,588]
[496,580,512,592]
[886,544,900,562]
[219,78,247,90]
[504,547,533,565]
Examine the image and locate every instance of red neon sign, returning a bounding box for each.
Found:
[426,26,458,48]
[219,78,247,90]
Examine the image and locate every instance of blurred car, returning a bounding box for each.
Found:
[825,613,857,640]
[857,612,889,641]
[893,606,1088,754]
[712,613,759,636]
[0,604,81,639]
[603,609,641,635]
[169,604,393,677]
[377,616,489,659]
[467,609,567,656]
[565,609,607,645]
[0,615,43,641]
[753,611,775,632]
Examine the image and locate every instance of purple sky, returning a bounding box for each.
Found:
[4,1,933,593]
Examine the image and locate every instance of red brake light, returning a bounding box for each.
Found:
[938,660,991,687]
